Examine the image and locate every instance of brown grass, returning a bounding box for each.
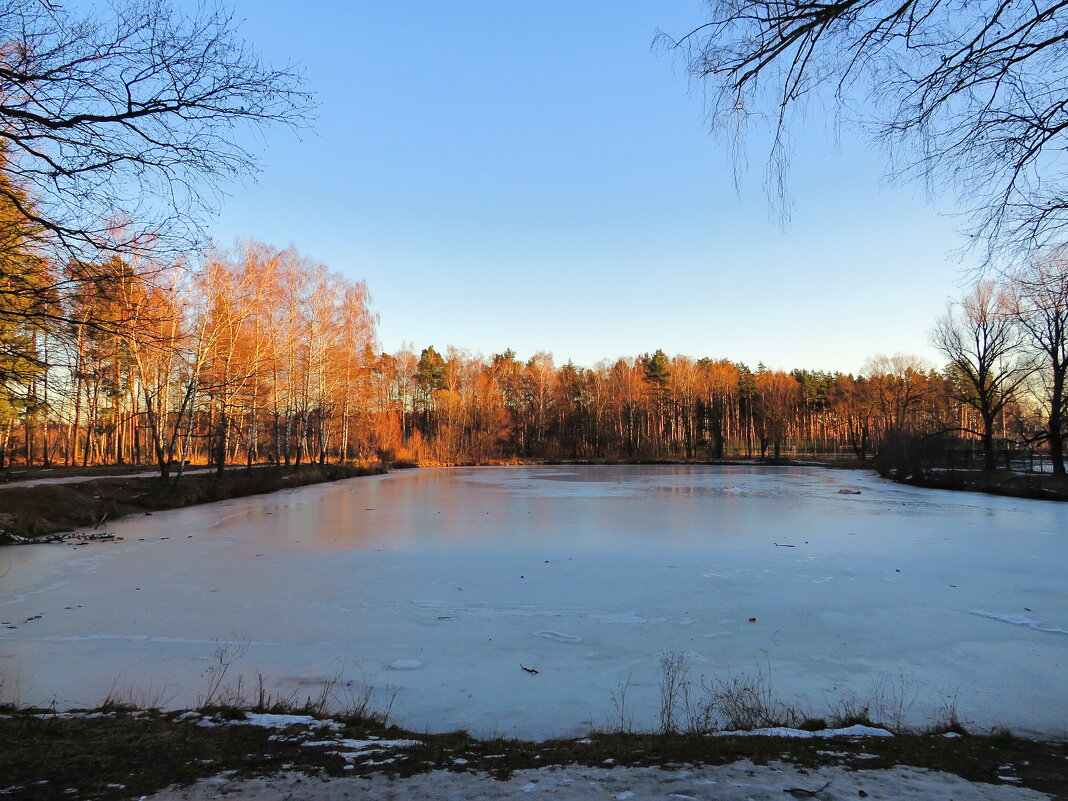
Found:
[0,706,1065,801]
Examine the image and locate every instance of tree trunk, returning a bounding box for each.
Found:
[982,419,997,472]
[1049,371,1065,475]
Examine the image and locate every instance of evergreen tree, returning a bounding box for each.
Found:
[417,347,447,392]
[642,349,671,392]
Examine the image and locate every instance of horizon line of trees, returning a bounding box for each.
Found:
[1,243,1065,479]
[358,345,1035,471]
[3,244,1068,479]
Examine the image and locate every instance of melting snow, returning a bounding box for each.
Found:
[712,724,894,738]
[301,738,421,751]
[140,761,1051,800]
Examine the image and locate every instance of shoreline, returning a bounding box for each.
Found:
[877,468,1068,503]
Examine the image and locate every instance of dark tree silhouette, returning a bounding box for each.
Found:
[0,0,311,260]
[664,0,1068,259]
[933,281,1034,471]
[1010,248,1068,474]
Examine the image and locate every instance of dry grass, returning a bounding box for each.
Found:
[653,651,970,738]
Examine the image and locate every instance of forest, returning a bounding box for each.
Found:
[2,235,1066,478]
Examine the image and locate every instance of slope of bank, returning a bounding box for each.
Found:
[879,468,1068,502]
[0,463,386,542]
[0,707,1062,801]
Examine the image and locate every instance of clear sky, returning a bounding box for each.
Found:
[180,0,974,374]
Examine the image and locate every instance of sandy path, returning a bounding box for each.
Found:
[0,464,270,488]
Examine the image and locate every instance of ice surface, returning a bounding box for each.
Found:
[0,465,1066,739]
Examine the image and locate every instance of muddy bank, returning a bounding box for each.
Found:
[883,468,1068,502]
[0,463,387,542]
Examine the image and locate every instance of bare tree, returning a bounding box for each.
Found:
[862,353,934,437]
[664,0,1068,258]
[0,0,310,265]
[752,369,800,458]
[932,281,1034,470]
[1009,247,1068,474]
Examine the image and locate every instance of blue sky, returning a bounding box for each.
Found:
[185,0,972,373]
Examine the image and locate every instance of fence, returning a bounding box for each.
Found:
[939,447,1054,474]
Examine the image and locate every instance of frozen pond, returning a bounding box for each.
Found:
[1,465,1066,739]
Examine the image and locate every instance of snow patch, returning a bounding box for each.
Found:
[713,724,894,738]
[301,738,421,751]
[141,761,1051,801]
[217,713,343,731]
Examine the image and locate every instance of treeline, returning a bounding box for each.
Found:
[2,241,376,478]
[363,349,996,466]
[367,250,1068,477]
[3,244,1066,479]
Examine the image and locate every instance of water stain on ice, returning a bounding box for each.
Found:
[386,659,425,671]
[0,581,71,608]
[970,610,1068,635]
[535,630,581,643]
[26,634,276,646]
[411,601,645,624]
[702,567,775,581]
